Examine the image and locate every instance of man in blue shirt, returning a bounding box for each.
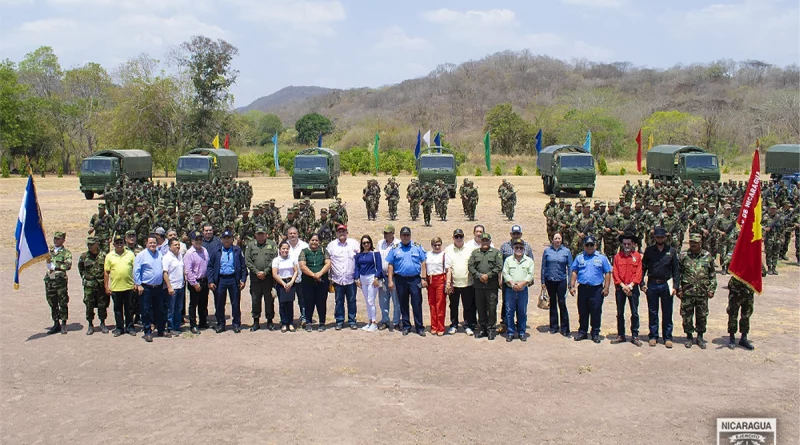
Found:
[208,230,247,333]
[386,226,428,336]
[133,234,166,342]
[569,235,612,343]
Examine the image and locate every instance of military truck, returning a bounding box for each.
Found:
[647,145,720,182]
[292,147,340,199]
[79,149,152,200]
[765,144,800,182]
[416,146,456,198]
[537,145,596,197]
[176,148,239,184]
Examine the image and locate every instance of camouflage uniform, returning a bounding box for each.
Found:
[714,207,736,272]
[500,182,517,220]
[407,180,421,221]
[726,276,754,338]
[89,204,113,254]
[601,204,620,261]
[362,180,380,221]
[434,180,449,221]
[544,196,558,241]
[421,183,434,226]
[465,180,478,221]
[235,211,256,247]
[678,236,717,342]
[761,206,782,274]
[78,238,108,326]
[44,233,73,327]
[384,178,400,221]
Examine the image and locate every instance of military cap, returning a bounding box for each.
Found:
[549,194,556,199]
[583,235,597,245]
[512,238,525,246]
[666,202,675,209]
[242,208,250,213]
[86,236,99,245]
[113,234,125,243]
[622,202,631,208]
[269,199,276,203]
[619,194,625,199]
[54,231,66,238]
[675,198,683,203]
[559,197,565,203]
[192,207,202,216]
[320,207,328,213]
[98,203,106,209]
[575,202,583,208]
[593,200,600,205]
[768,203,777,209]
[303,198,310,203]
[255,226,267,234]
[383,224,395,233]
[723,204,732,210]
[608,201,616,207]
[689,233,702,243]
[125,230,136,237]
[599,201,606,206]
[213,201,220,205]
[653,227,667,237]
[480,232,492,241]
[564,200,572,206]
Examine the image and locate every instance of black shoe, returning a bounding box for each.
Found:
[402,329,410,336]
[417,330,426,337]
[233,326,241,333]
[99,323,109,334]
[573,334,588,341]
[86,324,94,335]
[474,331,486,339]
[739,336,755,350]
[506,336,513,342]
[561,331,570,337]
[60,321,67,334]
[591,335,601,344]
[163,331,173,338]
[350,324,358,330]
[393,324,401,331]
[335,324,343,331]
[685,334,693,348]
[697,336,707,350]
[215,326,225,333]
[143,334,153,343]
[265,322,274,331]
[113,329,123,337]
[611,335,627,344]
[520,335,527,342]
[47,322,60,335]
[190,327,200,334]
[488,332,496,341]
[377,323,388,331]
[305,325,313,332]
[251,320,260,332]
[549,329,558,334]
[127,328,136,336]
[317,325,326,332]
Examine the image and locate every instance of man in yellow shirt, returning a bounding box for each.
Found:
[444,228,477,335]
[104,235,136,337]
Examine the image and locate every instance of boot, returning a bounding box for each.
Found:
[251,318,260,332]
[739,334,754,350]
[60,321,67,335]
[99,321,109,334]
[685,333,693,348]
[722,266,728,275]
[697,334,707,349]
[727,334,736,350]
[47,321,60,335]
[86,323,94,335]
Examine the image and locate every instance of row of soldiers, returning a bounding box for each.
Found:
[405,179,452,225]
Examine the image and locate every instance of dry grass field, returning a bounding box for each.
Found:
[1,174,798,444]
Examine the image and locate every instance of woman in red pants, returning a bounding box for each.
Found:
[425,237,452,336]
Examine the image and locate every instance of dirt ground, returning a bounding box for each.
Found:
[1,174,798,444]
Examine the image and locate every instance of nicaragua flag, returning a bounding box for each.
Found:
[414,130,421,159]
[317,133,323,148]
[535,129,542,153]
[15,175,49,289]
[272,132,280,171]
[434,132,441,153]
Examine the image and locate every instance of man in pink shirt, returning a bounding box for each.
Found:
[327,224,360,330]
[611,232,643,346]
[183,231,210,334]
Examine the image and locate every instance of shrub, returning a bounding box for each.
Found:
[493,165,502,176]
[514,164,524,176]
[391,166,400,176]
[57,165,63,178]
[619,166,626,176]
[535,167,540,176]
[268,165,276,177]
[1,158,9,178]
[475,167,482,177]
[641,166,647,175]
[597,156,608,175]
[722,165,730,174]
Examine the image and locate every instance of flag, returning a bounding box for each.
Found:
[636,128,642,172]
[535,128,542,154]
[223,134,230,149]
[422,130,431,148]
[647,133,654,150]
[729,149,763,293]
[434,132,441,149]
[212,134,220,149]
[272,132,279,171]
[484,130,491,171]
[414,130,421,159]
[317,133,323,148]
[14,175,49,289]
[373,132,380,172]
[583,130,591,153]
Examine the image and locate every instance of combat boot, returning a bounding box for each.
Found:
[739,335,754,350]
[99,321,109,334]
[727,334,736,350]
[251,318,260,332]
[47,321,60,335]
[685,333,693,349]
[86,323,94,335]
[721,266,728,275]
[60,321,67,334]
[697,334,707,349]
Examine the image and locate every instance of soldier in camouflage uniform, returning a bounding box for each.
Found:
[434,179,449,221]
[315,208,335,245]
[44,231,73,335]
[465,179,478,221]
[702,204,718,259]
[500,181,517,220]
[778,202,793,261]
[88,203,113,254]
[362,179,380,221]
[678,233,717,349]
[544,196,560,242]
[727,273,762,351]
[621,180,634,203]
[459,178,470,216]
[601,202,620,262]
[761,203,782,275]
[571,204,596,258]
[235,208,256,247]
[132,202,151,248]
[78,237,109,335]
[384,177,400,220]
[421,182,435,226]
[714,204,736,273]
[559,201,575,250]
[659,202,682,252]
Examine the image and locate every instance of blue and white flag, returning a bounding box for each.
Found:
[272,132,280,171]
[317,133,323,148]
[583,130,592,153]
[15,175,49,289]
[422,130,431,148]
[535,128,543,154]
[414,130,421,159]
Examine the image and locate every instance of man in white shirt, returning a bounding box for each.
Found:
[377,225,401,330]
[327,224,360,330]
[162,239,185,334]
[154,227,169,257]
[444,228,478,335]
[464,225,493,250]
[286,226,309,325]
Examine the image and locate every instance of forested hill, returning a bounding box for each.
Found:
[237,86,336,113]
[258,51,799,159]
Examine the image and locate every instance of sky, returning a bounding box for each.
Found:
[1,0,798,107]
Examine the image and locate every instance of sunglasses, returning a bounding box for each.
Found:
[432,244,442,247]
[361,241,371,245]
[453,234,464,239]
[513,246,524,250]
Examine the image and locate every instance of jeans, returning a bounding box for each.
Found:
[188,279,209,328]
[139,285,166,336]
[615,285,640,337]
[395,275,423,331]
[334,282,357,326]
[378,280,400,326]
[577,284,604,337]
[215,276,242,328]
[167,286,185,332]
[111,289,134,332]
[504,287,529,337]
[358,274,379,322]
[545,279,569,333]
[304,278,329,326]
[449,286,476,329]
[646,281,673,340]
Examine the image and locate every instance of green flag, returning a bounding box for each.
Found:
[484,130,491,171]
[373,132,380,172]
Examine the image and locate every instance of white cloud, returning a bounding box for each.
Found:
[374,25,429,51]
[421,8,517,27]
[230,0,345,26]
[560,0,626,8]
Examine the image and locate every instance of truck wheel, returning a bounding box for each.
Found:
[585,189,594,198]
[450,189,456,199]
[293,190,300,199]
[552,179,559,196]
[323,188,330,199]
[84,192,94,200]
[544,178,552,194]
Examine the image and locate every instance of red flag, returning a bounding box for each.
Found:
[223,134,230,150]
[729,149,763,293]
[635,129,642,172]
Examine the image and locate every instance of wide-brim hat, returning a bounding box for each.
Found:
[618,231,639,244]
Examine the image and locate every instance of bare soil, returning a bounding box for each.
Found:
[1,174,798,444]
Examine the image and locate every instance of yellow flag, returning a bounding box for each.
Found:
[212,134,220,149]
[647,133,654,150]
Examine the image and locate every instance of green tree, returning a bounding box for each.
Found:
[484,103,534,154]
[242,110,282,146]
[551,107,626,158]
[295,112,334,144]
[0,60,37,157]
[642,110,704,146]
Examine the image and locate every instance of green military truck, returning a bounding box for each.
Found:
[647,145,720,182]
[79,149,152,199]
[292,147,340,199]
[765,144,800,185]
[176,148,239,184]
[417,146,456,198]
[537,145,596,197]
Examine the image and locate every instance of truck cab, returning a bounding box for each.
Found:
[647,145,720,182]
[416,147,456,198]
[538,145,596,197]
[176,148,238,184]
[291,147,340,199]
[79,149,152,199]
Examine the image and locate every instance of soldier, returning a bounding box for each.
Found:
[779,202,793,261]
[435,179,449,221]
[44,231,72,335]
[544,194,559,242]
[560,201,575,250]
[316,208,334,245]
[131,201,151,247]
[421,182,435,226]
[362,179,380,221]
[601,202,620,262]
[714,204,736,273]
[78,237,109,335]
[571,203,596,258]
[407,179,421,221]
[621,180,634,203]
[678,233,717,349]
[500,181,517,220]
[235,208,256,247]
[459,178,470,216]
[384,177,400,221]
[659,202,682,252]
[335,197,348,225]
[88,203,113,254]
[727,274,761,351]
[465,179,478,221]
[761,203,782,275]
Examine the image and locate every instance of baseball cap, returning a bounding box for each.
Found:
[221,230,233,238]
[154,227,166,236]
[125,230,136,237]
[512,239,524,246]
[383,224,395,233]
[453,228,465,236]
[400,226,411,235]
[190,230,203,240]
[255,226,267,234]
[480,233,492,241]
[113,234,125,243]
[653,227,667,237]
[689,233,702,242]
[510,225,522,234]
[336,224,347,231]
[583,235,597,245]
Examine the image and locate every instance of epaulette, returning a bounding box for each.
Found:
[412,242,421,247]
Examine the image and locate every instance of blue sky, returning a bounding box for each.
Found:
[1,0,798,107]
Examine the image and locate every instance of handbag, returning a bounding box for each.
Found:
[537,287,550,310]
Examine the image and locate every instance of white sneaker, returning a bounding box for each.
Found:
[367,323,378,332]
[465,327,474,336]
[361,324,370,331]
[447,326,457,335]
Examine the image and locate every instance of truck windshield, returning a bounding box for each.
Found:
[178,157,209,170]
[559,156,594,168]
[294,157,327,170]
[419,157,454,169]
[684,155,718,169]
[81,159,112,173]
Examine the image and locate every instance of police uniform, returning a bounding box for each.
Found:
[386,227,427,335]
[569,235,611,342]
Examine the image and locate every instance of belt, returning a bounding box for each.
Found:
[196,277,208,282]
[141,283,162,289]
[220,274,235,278]
[578,283,603,287]
[648,278,668,284]
[396,274,419,279]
